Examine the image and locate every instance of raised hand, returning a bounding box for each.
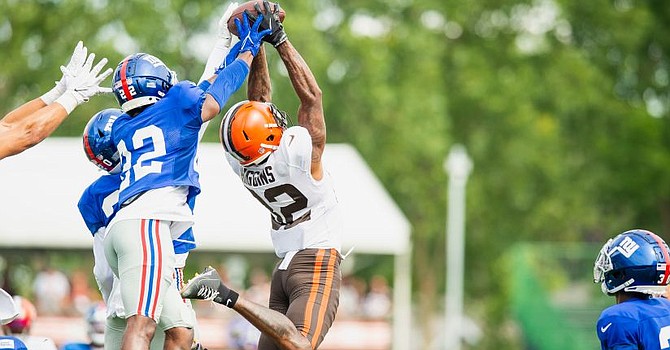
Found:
[41,41,88,104]
[256,0,287,47]
[55,51,113,113]
[234,12,271,56]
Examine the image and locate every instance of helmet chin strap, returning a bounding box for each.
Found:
[605,278,634,294]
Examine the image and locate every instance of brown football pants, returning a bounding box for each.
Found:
[258,248,342,350]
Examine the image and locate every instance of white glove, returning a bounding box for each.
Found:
[199,2,240,83]
[217,2,239,48]
[55,52,113,114]
[40,41,87,105]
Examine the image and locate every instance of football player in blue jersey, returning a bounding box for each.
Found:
[78,6,245,350]
[79,109,198,349]
[0,41,111,160]
[594,229,670,349]
[104,8,270,350]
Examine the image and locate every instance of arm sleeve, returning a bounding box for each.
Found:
[172,82,209,124]
[198,39,232,84]
[78,188,103,235]
[197,80,211,91]
[206,58,249,110]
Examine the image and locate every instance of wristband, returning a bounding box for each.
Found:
[219,289,239,308]
[40,84,64,105]
[54,92,78,114]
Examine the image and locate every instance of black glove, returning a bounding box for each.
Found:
[245,0,288,47]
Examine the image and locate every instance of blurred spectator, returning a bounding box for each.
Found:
[1,296,57,350]
[245,268,271,305]
[60,302,106,350]
[68,270,94,316]
[228,316,261,350]
[338,276,366,319]
[32,267,70,316]
[362,275,392,320]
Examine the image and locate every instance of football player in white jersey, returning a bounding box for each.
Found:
[182,3,343,349]
[0,41,111,160]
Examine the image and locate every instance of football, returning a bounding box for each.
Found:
[227,0,286,37]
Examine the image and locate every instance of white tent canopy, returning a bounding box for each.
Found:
[0,138,411,350]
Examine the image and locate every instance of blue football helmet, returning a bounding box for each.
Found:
[594,229,670,296]
[83,108,122,174]
[112,53,177,113]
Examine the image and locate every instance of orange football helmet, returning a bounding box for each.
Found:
[220,100,288,166]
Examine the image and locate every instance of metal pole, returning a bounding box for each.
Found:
[392,245,412,350]
[444,144,472,350]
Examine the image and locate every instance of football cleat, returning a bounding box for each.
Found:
[181,266,223,302]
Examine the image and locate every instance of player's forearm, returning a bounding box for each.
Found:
[247,45,272,102]
[1,97,48,124]
[0,104,68,159]
[276,40,322,109]
[202,56,252,122]
[276,40,326,148]
[20,103,69,146]
[233,298,311,350]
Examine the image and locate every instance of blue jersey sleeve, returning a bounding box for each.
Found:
[77,175,121,235]
[198,80,211,91]
[171,81,207,122]
[206,58,249,110]
[78,187,104,235]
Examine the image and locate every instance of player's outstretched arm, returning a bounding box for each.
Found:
[0,103,69,160]
[0,41,98,160]
[275,40,326,179]
[201,12,270,122]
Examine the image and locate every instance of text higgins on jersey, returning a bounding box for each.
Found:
[242,166,276,187]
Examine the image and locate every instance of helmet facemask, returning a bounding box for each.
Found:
[593,238,614,292]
